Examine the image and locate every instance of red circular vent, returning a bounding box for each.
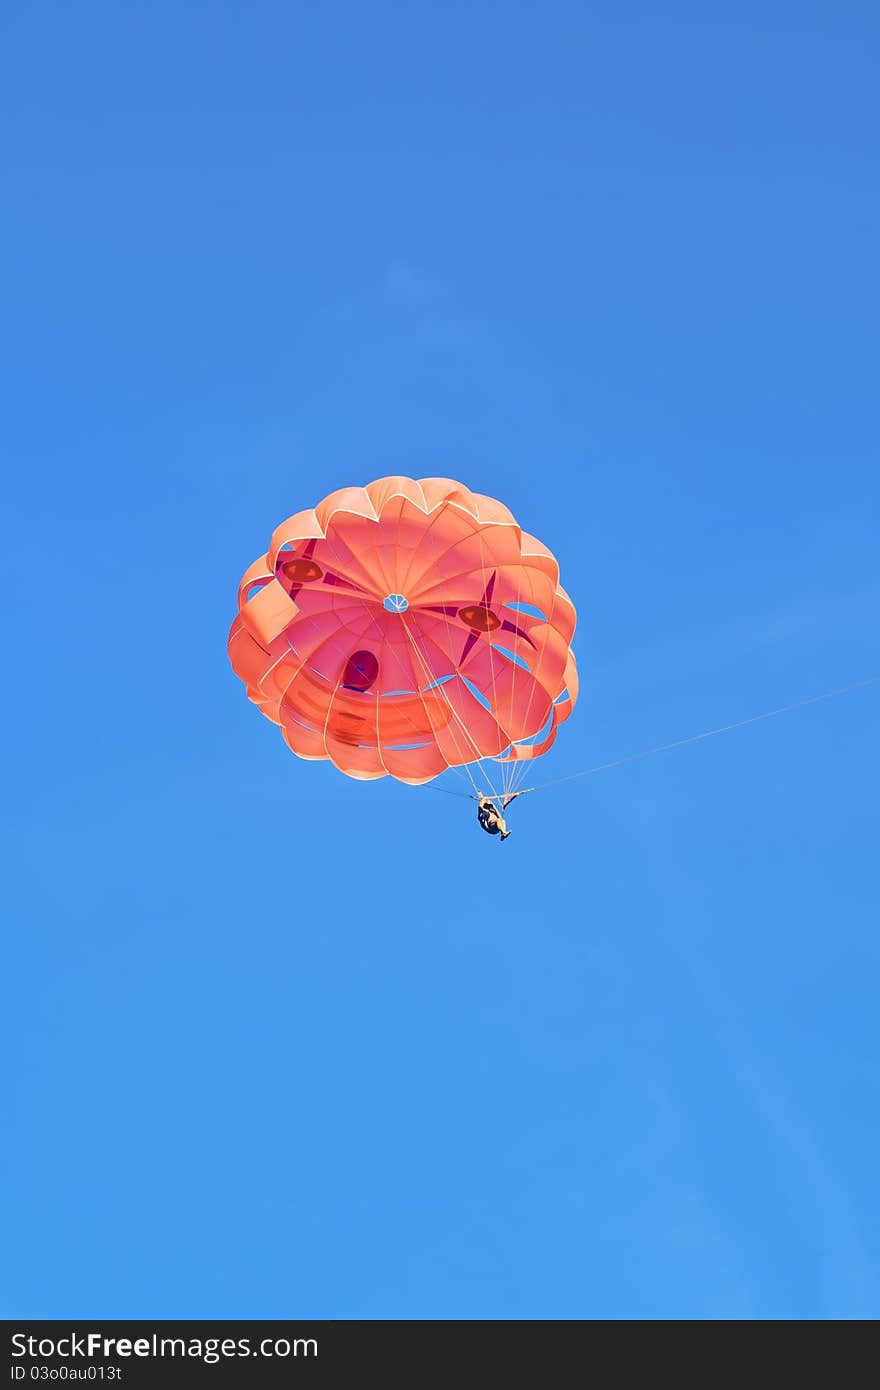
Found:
[281,557,324,584]
[458,604,500,632]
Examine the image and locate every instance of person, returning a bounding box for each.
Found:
[476,792,520,841]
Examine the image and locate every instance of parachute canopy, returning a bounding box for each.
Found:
[227,476,578,785]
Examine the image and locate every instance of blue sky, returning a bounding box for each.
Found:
[3,1,879,1319]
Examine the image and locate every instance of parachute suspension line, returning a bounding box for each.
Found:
[398,615,483,797]
[405,511,506,804]
[400,615,504,803]
[516,676,880,797]
[502,551,566,802]
[318,524,476,790]
[318,523,482,798]
[400,616,490,801]
[500,533,533,801]
[420,513,477,794]
[495,561,524,800]
[473,517,544,805]
[423,509,509,803]
[475,521,510,801]
[467,519,529,808]
[424,782,474,799]
[397,633,477,794]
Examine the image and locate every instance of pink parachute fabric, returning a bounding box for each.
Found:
[227,476,578,790]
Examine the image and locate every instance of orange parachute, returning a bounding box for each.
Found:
[227,476,578,788]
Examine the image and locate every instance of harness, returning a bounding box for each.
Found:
[477,802,501,834]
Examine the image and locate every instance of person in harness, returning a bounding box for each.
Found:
[476,793,520,841]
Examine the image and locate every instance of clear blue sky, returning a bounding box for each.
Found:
[3,1,879,1319]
